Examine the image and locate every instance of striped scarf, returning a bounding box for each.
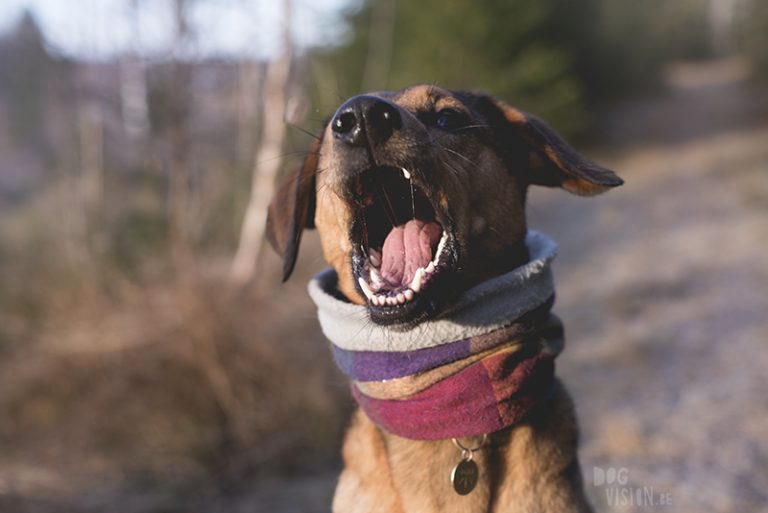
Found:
[308,231,563,441]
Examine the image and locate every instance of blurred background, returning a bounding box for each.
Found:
[0,0,766,512]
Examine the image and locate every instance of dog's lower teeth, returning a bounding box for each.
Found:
[358,277,375,300]
[402,167,411,180]
[410,268,425,293]
[370,267,383,287]
[363,230,446,307]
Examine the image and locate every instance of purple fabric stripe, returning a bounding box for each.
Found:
[333,294,556,381]
[332,338,472,381]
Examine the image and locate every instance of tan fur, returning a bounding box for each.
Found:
[314,184,364,304]
[268,85,622,512]
[334,381,590,513]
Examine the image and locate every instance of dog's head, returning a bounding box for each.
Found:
[267,85,622,326]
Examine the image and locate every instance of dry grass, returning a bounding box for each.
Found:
[0,237,351,511]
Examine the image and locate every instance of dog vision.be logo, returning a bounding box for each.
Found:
[592,467,673,508]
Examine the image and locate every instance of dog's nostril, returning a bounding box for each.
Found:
[367,101,402,135]
[333,111,358,134]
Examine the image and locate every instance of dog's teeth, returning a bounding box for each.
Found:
[386,296,397,306]
[370,267,383,287]
[358,277,375,300]
[376,294,387,306]
[425,261,435,274]
[404,289,415,301]
[396,293,405,304]
[410,268,425,293]
[369,249,381,267]
[402,168,411,180]
[433,232,448,264]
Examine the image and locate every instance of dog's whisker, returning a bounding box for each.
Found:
[425,136,476,170]
[380,186,399,228]
[252,150,312,168]
[410,174,416,221]
[454,123,491,132]
[435,153,463,178]
[297,166,329,186]
[287,122,322,140]
[441,147,477,167]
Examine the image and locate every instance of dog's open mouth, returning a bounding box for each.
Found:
[351,166,456,324]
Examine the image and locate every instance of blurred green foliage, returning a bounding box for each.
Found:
[312,0,714,135]
[736,1,768,78]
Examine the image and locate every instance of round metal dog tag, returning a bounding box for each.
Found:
[451,459,479,495]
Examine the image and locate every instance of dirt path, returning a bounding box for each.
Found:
[528,57,768,512]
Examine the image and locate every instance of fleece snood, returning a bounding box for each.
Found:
[308,231,564,440]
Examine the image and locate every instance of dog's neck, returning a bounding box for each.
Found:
[308,230,564,440]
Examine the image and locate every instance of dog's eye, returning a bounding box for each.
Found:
[435,108,468,132]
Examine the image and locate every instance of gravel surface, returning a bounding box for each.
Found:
[528,58,768,512]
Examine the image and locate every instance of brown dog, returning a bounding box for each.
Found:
[267,85,622,513]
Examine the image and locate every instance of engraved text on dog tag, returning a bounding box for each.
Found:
[451,458,479,495]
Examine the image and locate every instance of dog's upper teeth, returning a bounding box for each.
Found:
[369,249,381,267]
[433,231,448,265]
[401,168,411,180]
[358,277,375,300]
[404,289,415,301]
[425,261,435,274]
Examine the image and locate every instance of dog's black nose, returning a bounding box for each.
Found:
[331,95,402,148]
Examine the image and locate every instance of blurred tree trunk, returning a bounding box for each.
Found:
[120,0,150,144]
[362,0,397,91]
[76,97,104,262]
[237,60,263,167]
[120,56,150,142]
[709,0,738,56]
[78,99,104,228]
[167,0,194,261]
[230,0,293,285]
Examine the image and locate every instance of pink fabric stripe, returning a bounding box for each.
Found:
[352,351,554,440]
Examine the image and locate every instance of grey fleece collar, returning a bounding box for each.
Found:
[307,230,558,353]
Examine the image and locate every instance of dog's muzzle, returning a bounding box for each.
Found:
[331,95,403,149]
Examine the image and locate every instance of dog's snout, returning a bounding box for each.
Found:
[331,95,402,148]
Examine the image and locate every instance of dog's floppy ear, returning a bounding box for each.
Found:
[475,95,623,196]
[266,135,322,282]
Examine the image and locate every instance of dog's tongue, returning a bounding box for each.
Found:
[380,219,442,288]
